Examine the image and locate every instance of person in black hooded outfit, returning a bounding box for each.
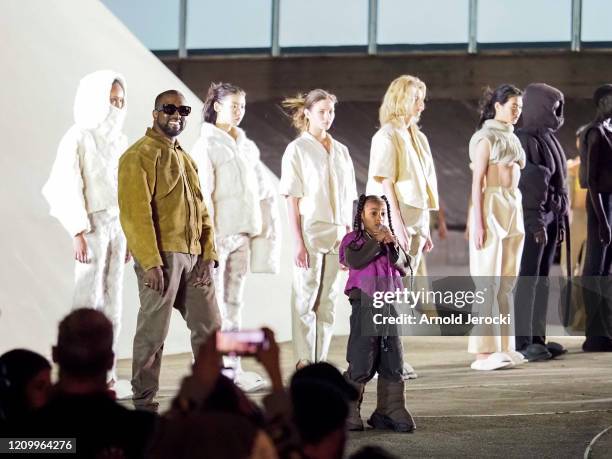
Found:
[579,84,612,352]
[514,83,569,361]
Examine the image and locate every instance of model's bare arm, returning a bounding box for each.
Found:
[471,140,490,250]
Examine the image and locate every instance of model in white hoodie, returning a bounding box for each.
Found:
[42,70,129,386]
[191,82,281,392]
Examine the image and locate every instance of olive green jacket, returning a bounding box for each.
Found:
[118,128,217,271]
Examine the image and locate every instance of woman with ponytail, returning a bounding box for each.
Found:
[279,89,358,369]
[191,82,280,392]
[339,194,414,432]
[468,84,527,370]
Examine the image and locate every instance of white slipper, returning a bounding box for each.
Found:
[505,351,527,366]
[234,371,268,393]
[490,352,516,368]
[470,353,513,371]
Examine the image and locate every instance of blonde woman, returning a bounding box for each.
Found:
[468,84,527,370]
[367,75,438,273]
[366,75,439,379]
[279,89,358,369]
[191,82,280,392]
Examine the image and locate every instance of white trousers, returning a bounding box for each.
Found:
[468,187,525,354]
[214,234,250,332]
[291,243,342,363]
[400,204,430,270]
[73,211,126,381]
[214,234,250,371]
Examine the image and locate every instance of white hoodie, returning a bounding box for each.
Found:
[192,122,281,273]
[42,70,128,236]
[192,123,267,238]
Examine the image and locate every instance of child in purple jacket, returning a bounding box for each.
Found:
[339,194,414,433]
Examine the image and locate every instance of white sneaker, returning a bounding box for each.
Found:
[113,379,133,400]
[234,371,268,393]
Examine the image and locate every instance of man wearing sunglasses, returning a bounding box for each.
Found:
[118,89,221,411]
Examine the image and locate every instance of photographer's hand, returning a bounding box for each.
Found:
[256,328,283,392]
[193,330,223,388]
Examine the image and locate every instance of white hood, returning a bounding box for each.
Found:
[42,69,128,236]
[73,69,127,130]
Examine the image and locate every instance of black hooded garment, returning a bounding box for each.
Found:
[516,83,569,234]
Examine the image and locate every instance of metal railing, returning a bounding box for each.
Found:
[173,0,585,58]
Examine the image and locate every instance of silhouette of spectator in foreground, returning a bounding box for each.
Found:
[20,309,157,458]
[290,362,359,459]
[0,349,51,426]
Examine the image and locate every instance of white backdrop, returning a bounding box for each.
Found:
[0,0,351,360]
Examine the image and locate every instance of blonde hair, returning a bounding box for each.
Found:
[379,75,426,127]
[281,89,337,133]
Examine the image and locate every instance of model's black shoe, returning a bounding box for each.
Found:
[520,343,552,362]
[546,342,567,358]
[582,336,612,352]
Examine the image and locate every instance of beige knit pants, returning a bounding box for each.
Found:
[73,210,126,382]
[291,242,342,364]
[214,234,250,371]
[468,187,525,354]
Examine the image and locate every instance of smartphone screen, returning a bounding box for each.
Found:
[216,330,268,356]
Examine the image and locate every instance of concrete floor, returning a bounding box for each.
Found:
[117,335,612,458]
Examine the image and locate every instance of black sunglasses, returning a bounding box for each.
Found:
[156,104,191,116]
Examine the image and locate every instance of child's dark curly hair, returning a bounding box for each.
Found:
[353,194,395,239]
